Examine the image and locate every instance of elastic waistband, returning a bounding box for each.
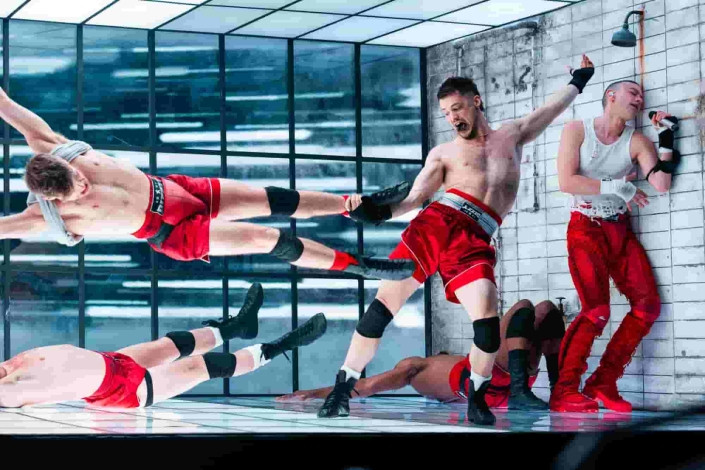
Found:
[570,211,628,224]
[437,189,502,237]
[132,175,164,239]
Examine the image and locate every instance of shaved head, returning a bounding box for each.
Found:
[602,80,640,108]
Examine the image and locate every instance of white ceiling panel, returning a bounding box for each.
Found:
[287,0,387,15]
[438,0,567,26]
[0,0,29,17]
[365,0,484,20]
[209,0,292,7]
[368,21,487,47]
[87,0,193,29]
[302,16,417,42]
[233,10,342,38]
[12,0,115,23]
[142,0,208,4]
[161,6,269,33]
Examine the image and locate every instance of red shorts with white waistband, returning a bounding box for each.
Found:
[83,352,147,409]
[132,174,221,262]
[388,189,501,303]
[448,357,537,409]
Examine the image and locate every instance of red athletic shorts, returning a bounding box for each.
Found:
[83,352,147,409]
[132,174,221,262]
[448,357,537,409]
[389,189,501,303]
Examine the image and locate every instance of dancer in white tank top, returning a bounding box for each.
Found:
[553,79,679,413]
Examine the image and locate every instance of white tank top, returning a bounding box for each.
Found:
[570,118,635,218]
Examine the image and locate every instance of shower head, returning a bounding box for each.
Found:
[611,10,644,47]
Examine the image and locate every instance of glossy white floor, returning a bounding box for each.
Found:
[1,396,703,435]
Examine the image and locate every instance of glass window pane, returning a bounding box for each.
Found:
[295,158,358,276]
[226,155,290,274]
[83,26,149,148]
[155,32,220,151]
[365,280,425,394]
[9,20,77,140]
[10,271,79,355]
[298,278,359,390]
[85,273,152,351]
[228,278,293,394]
[9,145,79,268]
[158,275,224,394]
[84,150,152,269]
[294,41,355,157]
[362,162,422,259]
[225,36,288,154]
[361,46,422,160]
[155,152,223,272]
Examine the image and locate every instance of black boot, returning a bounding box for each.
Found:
[507,350,548,410]
[343,256,415,281]
[202,282,262,340]
[318,370,358,418]
[467,379,496,425]
[261,313,327,362]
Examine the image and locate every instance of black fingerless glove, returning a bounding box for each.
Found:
[657,127,674,153]
[568,67,595,93]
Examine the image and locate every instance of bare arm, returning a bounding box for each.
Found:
[0,206,48,239]
[0,88,67,154]
[390,150,445,217]
[516,54,594,146]
[557,121,600,195]
[634,111,674,193]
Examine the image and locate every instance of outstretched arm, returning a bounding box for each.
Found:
[0,206,48,239]
[0,88,67,154]
[390,151,444,217]
[516,54,594,146]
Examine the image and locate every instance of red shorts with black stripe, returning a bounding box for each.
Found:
[83,352,147,409]
[448,357,537,409]
[388,189,501,303]
[132,174,221,262]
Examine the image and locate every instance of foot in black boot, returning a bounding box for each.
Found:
[260,313,327,362]
[202,282,263,340]
[507,350,548,411]
[318,370,358,418]
[343,256,415,281]
[467,379,496,425]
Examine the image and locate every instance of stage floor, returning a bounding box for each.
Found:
[3,396,705,435]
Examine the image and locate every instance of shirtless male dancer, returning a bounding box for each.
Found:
[0,86,412,280]
[279,300,564,410]
[0,283,326,409]
[319,55,595,425]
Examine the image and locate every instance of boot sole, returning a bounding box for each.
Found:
[584,389,632,413]
[549,403,599,413]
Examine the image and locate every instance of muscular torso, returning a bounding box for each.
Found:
[437,124,522,219]
[54,151,151,235]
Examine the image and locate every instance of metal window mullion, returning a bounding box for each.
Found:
[287,39,299,392]
[219,33,230,395]
[355,44,366,378]
[420,48,432,357]
[2,18,9,360]
[77,24,86,349]
[148,30,158,341]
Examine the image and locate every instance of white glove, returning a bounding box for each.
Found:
[600,177,636,203]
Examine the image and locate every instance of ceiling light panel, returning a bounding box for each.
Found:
[12,0,115,23]
[209,0,292,7]
[0,0,33,17]
[287,0,387,15]
[303,16,417,42]
[87,0,193,29]
[438,0,566,26]
[365,0,484,20]
[368,21,487,47]
[233,11,342,38]
[161,6,269,33]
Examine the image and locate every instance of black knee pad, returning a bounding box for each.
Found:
[203,352,237,379]
[356,299,394,339]
[506,307,536,340]
[537,308,565,341]
[166,331,195,358]
[269,230,304,262]
[473,317,500,353]
[265,186,300,216]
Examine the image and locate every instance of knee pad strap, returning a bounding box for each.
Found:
[265,186,300,217]
[269,230,304,262]
[356,299,394,339]
[473,317,500,353]
[203,352,237,379]
[165,331,196,358]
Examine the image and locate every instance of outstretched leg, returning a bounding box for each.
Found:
[119,283,263,369]
[209,221,415,281]
[143,313,327,406]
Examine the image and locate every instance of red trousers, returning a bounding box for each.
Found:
[567,212,660,331]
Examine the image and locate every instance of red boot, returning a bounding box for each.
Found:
[549,315,600,413]
[583,313,652,413]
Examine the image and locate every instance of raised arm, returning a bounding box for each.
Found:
[0,205,48,239]
[0,88,67,154]
[516,54,594,146]
[635,110,675,193]
[390,150,445,217]
[557,120,648,211]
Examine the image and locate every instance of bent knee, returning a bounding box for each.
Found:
[394,357,425,380]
